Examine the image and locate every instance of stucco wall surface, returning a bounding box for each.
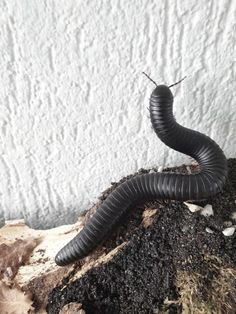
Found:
[0,0,236,228]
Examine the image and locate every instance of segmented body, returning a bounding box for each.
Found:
[55,84,228,266]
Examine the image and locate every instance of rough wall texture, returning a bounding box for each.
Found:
[0,0,235,228]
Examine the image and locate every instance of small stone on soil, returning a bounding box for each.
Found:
[222,227,236,236]
[200,204,214,217]
[184,202,203,213]
[205,227,214,234]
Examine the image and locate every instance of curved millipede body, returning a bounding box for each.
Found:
[55,83,228,266]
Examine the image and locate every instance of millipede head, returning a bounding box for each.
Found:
[151,85,173,99]
[143,72,186,100]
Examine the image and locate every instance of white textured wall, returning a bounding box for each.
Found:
[0,0,236,228]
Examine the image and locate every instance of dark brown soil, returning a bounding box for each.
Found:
[47,159,236,314]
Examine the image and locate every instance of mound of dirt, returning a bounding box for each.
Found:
[46,159,236,314]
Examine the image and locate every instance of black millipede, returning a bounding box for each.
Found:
[55,74,228,266]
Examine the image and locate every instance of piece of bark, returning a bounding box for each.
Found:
[142,208,158,228]
[0,201,132,313]
[0,216,85,313]
[0,281,34,314]
[59,303,85,314]
[0,238,38,281]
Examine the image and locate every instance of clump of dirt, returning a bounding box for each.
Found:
[47,159,236,314]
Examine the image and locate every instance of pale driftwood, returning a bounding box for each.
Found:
[0,205,132,313]
[0,215,84,313]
